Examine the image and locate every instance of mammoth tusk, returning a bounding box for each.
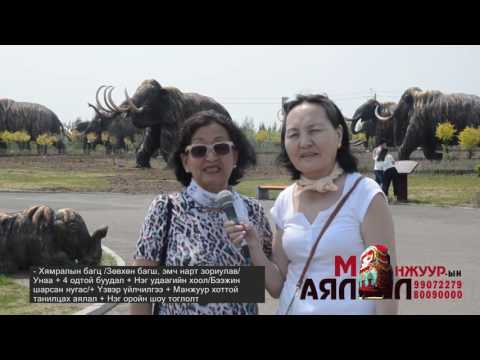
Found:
[104,86,118,112]
[276,109,284,121]
[124,89,142,114]
[95,85,113,113]
[354,118,364,133]
[374,105,393,121]
[107,87,130,113]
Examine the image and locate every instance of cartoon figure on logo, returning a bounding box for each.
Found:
[358,245,393,299]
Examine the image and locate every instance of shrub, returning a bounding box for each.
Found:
[69,129,81,142]
[124,137,133,147]
[270,131,281,145]
[101,131,110,143]
[458,127,480,159]
[436,122,457,155]
[352,133,367,142]
[12,131,31,143]
[255,129,268,145]
[436,122,457,143]
[36,133,56,146]
[86,132,98,144]
[0,131,14,143]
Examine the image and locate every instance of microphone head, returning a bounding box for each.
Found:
[216,190,234,209]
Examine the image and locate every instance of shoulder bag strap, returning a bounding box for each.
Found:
[159,195,173,265]
[153,195,173,315]
[284,176,365,314]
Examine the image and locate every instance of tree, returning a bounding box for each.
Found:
[255,129,268,146]
[270,130,281,145]
[240,116,256,143]
[272,122,278,133]
[458,127,480,159]
[266,124,281,145]
[435,122,457,155]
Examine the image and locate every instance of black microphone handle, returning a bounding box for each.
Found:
[223,204,251,260]
[223,204,239,224]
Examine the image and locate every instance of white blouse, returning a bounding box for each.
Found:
[373,147,384,171]
[270,172,386,315]
[382,154,396,171]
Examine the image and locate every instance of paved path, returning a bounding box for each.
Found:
[1,192,479,315]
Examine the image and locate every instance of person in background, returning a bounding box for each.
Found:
[378,147,399,200]
[372,139,387,186]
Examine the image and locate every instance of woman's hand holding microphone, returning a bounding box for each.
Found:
[224,220,259,248]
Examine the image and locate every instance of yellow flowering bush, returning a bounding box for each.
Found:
[458,127,480,159]
[436,122,457,154]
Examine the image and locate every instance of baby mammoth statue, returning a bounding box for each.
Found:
[0,205,108,274]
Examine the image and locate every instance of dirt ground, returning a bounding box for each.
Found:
[0,153,290,194]
[1,146,477,194]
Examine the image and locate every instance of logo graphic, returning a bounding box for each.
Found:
[299,248,462,301]
[358,245,393,299]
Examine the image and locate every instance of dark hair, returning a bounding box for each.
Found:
[277,94,358,179]
[168,110,256,187]
[377,147,388,162]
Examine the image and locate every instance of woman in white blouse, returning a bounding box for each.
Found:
[378,147,400,199]
[226,94,398,315]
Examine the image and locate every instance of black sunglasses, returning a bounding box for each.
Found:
[185,141,235,158]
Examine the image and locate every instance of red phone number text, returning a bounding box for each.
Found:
[413,280,462,289]
[413,280,463,299]
[413,290,463,299]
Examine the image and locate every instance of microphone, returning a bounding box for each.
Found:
[216,190,250,259]
[216,190,239,224]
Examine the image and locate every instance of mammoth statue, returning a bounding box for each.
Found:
[0,205,108,274]
[85,87,143,155]
[0,98,66,155]
[354,88,480,160]
[94,80,231,168]
[391,87,480,160]
[350,99,397,148]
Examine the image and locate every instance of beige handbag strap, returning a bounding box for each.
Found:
[285,175,365,314]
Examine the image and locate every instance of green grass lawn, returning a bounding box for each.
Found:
[0,252,119,315]
[407,174,480,207]
[0,168,111,192]
[0,275,85,315]
[1,167,478,207]
[235,174,480,207]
